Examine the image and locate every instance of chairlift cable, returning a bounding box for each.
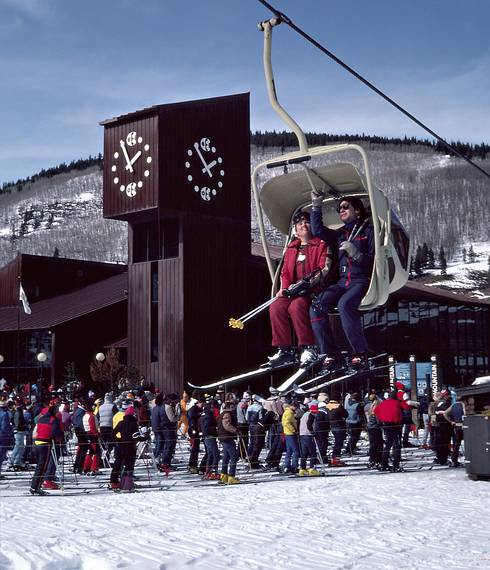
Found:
[257,0,490,181]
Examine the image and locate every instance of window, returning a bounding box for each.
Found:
[132,218,180,262]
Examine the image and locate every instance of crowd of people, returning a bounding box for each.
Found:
[0,378,466,495]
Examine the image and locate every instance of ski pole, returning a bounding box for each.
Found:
[229,297,276,329]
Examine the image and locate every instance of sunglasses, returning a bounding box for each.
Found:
[338,203,352,212]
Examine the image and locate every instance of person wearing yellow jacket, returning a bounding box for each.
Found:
[281,401,300,474]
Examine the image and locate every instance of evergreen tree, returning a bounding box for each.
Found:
[421,243,429,267]
[462,247,467,263]
[427,248,435,269]
[414,245,424,275]
[468,244,476,263]
[439,246,447,276]
[53,247,60,257]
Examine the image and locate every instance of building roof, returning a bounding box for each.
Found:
[0,272,128,331]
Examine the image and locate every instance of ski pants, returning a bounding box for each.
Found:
[381,424,401,469]
[30,443,51,491]
[265,423,284,467]
[270,296,315,347]
[153,431,164,462]
[310,281,369,356]
[45,442,61,481]
[451,426,463,464]
[316,431,329,462]
[332,428,346,458]
[161,427,177,466]
[73,429,89,473]
[300,435,317,470]
[110,440,123,484]
[9,431,26,466]
[345,422,363,454]
[248,424,266,468]
[433,423,452,464]
[284,434,300,471]
[203,436,219,472]
[221,440,238,477]
[119,444,137,476]
[368,426,383,464]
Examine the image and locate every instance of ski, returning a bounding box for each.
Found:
[187,359,298,390]
[276,356,325,394]
[297,352,388,392]
[303,363,393,393]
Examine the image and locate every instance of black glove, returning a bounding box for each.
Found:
[283,279,310,298]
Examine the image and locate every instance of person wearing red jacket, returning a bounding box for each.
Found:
[82,406,100,475]
[374,391,403,472]
[264,211,334,369]
[395,381,419,448]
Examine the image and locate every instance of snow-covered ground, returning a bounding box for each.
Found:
[423,241,490,298]
[1,444,489,570]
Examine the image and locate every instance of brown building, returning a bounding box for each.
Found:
[0,253,127,387]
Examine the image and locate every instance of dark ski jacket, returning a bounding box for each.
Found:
[311,208,374,287]
[187,405,203,438]
[345,399,364,425]
[326,401,348,430]
[313,409,330,437]
[199,406,217,437]
[113,414,145,449]
[13,406,26,432]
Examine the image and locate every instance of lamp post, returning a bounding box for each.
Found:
[37,351,47,389]
[95,352,108,394]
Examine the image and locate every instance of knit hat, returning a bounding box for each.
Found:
[309,404,319,413]
[395,381,405,391]
[125,406,135,416]
[318,402,327,409]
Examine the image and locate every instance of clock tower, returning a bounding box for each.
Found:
[101,94,251,393]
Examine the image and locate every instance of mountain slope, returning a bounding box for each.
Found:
[0,142,488,297]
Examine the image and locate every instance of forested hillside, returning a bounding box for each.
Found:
[0,135,488,283]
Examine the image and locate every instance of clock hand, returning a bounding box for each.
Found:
[120,140,133,173]
[202,159,217,174]
[126,150,142,170]
[193,142,212,177]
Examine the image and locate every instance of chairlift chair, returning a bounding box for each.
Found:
[253,18,411,311]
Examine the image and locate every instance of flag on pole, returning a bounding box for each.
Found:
[19,283,32,315]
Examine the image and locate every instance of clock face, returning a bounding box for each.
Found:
[185,137,224,202]
[111,130,153,198]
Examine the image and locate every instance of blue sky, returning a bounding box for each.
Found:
[1,0,489,184]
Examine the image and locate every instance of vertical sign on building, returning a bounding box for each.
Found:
[431,354,439,399]
[388,355,396,390]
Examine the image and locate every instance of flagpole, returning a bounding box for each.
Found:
[17,275,21,390]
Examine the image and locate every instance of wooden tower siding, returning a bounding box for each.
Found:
[102,94,251,393]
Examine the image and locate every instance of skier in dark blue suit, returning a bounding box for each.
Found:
[309,191,374,373]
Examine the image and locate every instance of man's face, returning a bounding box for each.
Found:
[338,201,357,223]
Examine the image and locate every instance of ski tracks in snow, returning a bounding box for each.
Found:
[1,470,489,570]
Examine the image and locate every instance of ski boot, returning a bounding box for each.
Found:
[308,468,321,477]
[298,468,309,477]
[227,476,240,485]
[320,354,345,375]
[109,482,120,491]
[299,346,319,368]
[42,480,60,490]
[187,466,199,474]
[330,457,346,467]
[348,353,369,374]
[261,347,296,369]
[219,473,229,484]
[29,488,48,496]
